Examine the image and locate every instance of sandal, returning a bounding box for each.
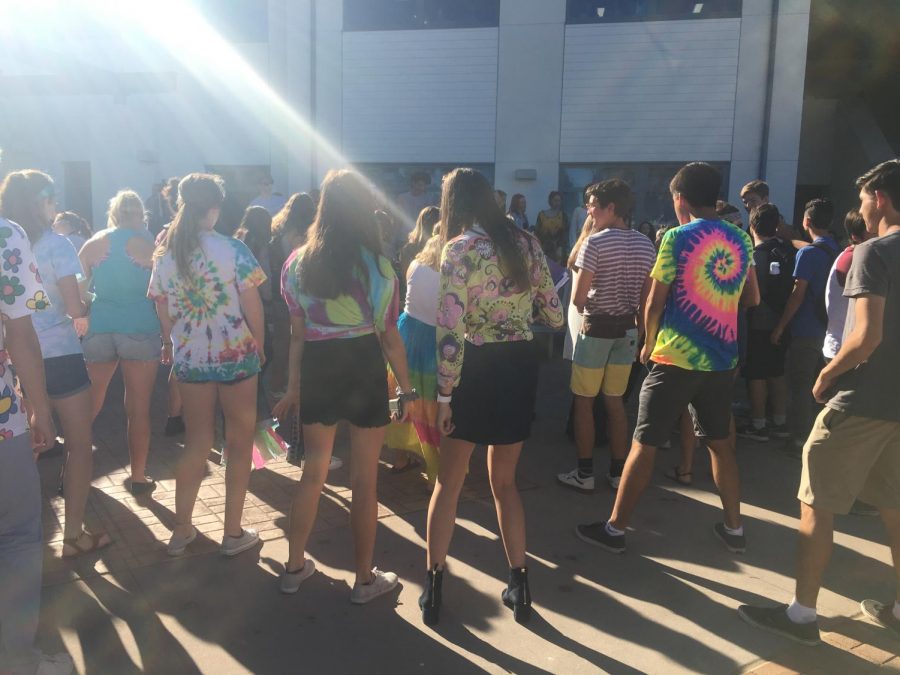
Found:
[664,466,693,486]
[62,530,112,559]
[390,458,420,475]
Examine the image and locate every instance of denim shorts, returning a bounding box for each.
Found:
[44,353,92,399]
[82,332,162,363]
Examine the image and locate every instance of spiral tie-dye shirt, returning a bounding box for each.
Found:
[650,219,754,371]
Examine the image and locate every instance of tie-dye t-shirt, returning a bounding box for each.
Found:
[281,247,399,342]
[650,219,753,371]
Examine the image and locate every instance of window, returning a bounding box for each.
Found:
[560,163,731,230]
[192,0,268,43]
[343,0,500,32]
[566,0,741,24]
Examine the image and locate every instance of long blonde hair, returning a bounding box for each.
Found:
[107,190,146,229]
[567,215,595,270]
[414,232,443,272]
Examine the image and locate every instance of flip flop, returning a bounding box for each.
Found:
[664,466,693,486]
[62,531,112,559]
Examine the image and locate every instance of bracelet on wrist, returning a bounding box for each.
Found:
[436,393,452,404]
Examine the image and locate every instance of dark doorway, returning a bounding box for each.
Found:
[63,161,93,225]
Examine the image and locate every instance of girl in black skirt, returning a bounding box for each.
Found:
[419,169,564,625]
[273,169,415,605]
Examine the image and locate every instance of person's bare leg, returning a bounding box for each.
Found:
[609,441,657,530]
[56,389,96,541]
[286,424,337,572]
[218,376,258,538]
[573,395,595,461]
[678,410,696,474]
[769,375,788,419]
[878,507,900,604]
[121,359,159,483]
[748,379,767,421]
[349,425,387,583]
[603,395,628,461]
[488,443,526,568]
[795,501,834,608]
[173,382,216,538]
[86,361,118,421]
[706,437,742,529]
[426,437,475,569]
[167,367,182,418]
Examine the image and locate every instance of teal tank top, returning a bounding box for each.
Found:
[89,228,160,335]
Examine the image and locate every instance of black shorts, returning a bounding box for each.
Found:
[633,363,733,445]
[449,340,538,446]
[299,333,389,428]
[44,353,91,399]
[742,329,788,380]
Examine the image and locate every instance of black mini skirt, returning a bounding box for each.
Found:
[299,333,390,428]
[449,339,539,445]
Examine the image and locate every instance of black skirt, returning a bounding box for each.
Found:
[299,333,390,428]
[449,340,539,445]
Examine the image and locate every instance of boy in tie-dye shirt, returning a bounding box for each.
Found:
[576,163,759,556]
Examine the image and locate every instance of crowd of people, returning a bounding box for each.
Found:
[0,156,898,673]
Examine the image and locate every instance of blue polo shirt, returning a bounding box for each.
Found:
[790,235,840,339]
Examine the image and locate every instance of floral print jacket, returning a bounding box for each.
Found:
[436,225,563,392]
[0,218,47,443]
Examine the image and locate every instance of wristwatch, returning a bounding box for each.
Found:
[396,387,420,403]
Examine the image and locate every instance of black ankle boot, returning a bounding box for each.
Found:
[501,566,531,624]
[419,566,443,626]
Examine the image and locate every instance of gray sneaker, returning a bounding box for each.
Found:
[350,568,399,604]
[166,526,197,557]
[280,559,316,594]
[220,528,259,557]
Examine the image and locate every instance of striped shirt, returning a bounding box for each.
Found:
[576,227,657,317]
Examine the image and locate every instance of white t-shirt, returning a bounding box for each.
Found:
[403,259,440,326]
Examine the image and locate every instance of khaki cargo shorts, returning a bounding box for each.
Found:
[798,408,900,514]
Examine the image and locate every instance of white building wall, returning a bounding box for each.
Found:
[341,28,498,164]
[560,19,740,163]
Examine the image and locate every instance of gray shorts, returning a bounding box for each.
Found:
[633,363,734,445]
[82,332,161,363]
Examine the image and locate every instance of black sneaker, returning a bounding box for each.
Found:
[736,422,770,442]
[860,599,900,638]
[575,522,625,554]
[164,416,186,436]
[737,604,821,646]
[714,523,746,553]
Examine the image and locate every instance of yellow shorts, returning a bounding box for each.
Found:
[570,329,637,398]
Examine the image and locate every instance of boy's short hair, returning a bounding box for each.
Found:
[843,209,867,243]
[749,203,781,237]
[585,178,634,218]
[856,159,900,209]
[804,198,834,231]
[669,162,721,209]
[740,179,769,199]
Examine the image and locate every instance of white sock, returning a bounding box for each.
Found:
[894,601,900,620]
[605,521,625,537]
[724,524,744,536]
[752,418,766,430]
[786,598,817,624]
[773,415,787,425]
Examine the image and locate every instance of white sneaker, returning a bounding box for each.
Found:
[280,559,316,594]
[556,468,595,493]
[329,456,343,471]
[607,473,621,490]
[220,528,259,557]
[166,526,197,556]
[350,568,399,604]
[34,651,75,675]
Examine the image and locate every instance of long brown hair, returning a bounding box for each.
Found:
[0,169,55,243]
[408,205,440,248]
[297,169,383,299]
[271,192,316,244]
[439,168,530,291]
[157,173,225,281]
[235,205,272,262]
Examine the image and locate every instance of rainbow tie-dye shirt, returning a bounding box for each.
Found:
[650,219,753,371]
